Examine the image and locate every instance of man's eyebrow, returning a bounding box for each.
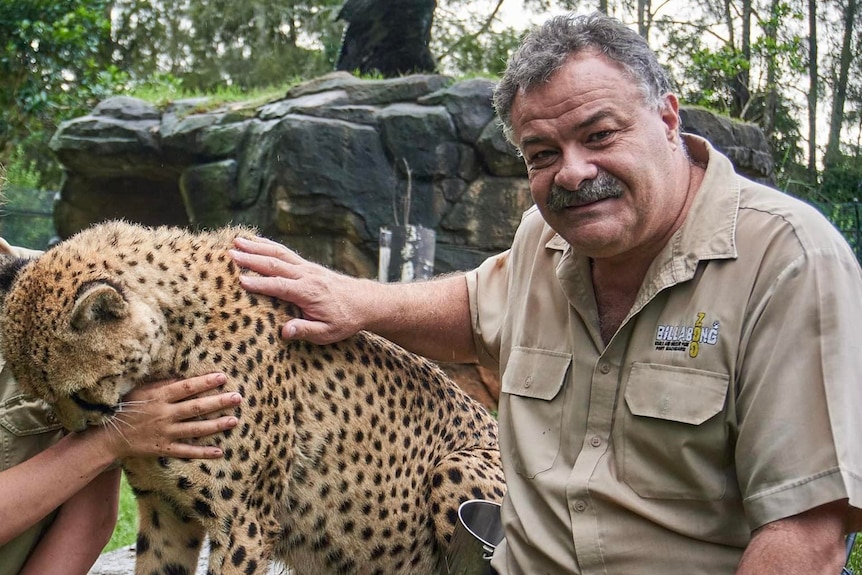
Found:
[519,109,619,148]
[575,109,617,131]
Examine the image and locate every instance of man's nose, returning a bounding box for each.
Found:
[555,147,598,191]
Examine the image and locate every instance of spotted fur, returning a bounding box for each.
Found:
[0,221,506,575]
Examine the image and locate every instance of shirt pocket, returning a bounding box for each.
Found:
[0,393,63,470]
[502,347,571,478]
[621,362,731,500]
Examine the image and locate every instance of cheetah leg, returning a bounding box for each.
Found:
[204,522,271,575]
[428,448,507,548]
[134,493,205,575]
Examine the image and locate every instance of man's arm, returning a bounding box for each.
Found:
[19,468,121,575]
[735,500,850,575]
[230,236,477,363]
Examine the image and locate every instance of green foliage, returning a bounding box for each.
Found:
[820,153,862,203]
[0,146,56,249]
[112,0,342,92]
[0,0,127,188]
[432,1,524,77]
[103,473,138,553]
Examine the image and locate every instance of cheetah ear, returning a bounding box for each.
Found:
[70,282,129,331]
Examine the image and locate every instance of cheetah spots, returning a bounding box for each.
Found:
[137,532,151,554]
[193,498,216,518]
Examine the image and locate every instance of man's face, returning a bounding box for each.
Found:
[511,51,687,261]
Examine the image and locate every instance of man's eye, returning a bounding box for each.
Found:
[588,130,614,143]
[527,150,557,166]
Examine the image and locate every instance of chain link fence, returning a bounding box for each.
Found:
[812,201,862,263]
[0,187,57,250]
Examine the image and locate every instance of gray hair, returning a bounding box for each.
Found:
[493,12,672,144]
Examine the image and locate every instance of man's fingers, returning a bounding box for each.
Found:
[233,236,303,264]
[238,275,305,302]
[284,318,344,346]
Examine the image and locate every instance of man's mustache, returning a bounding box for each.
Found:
[546,172,624,212]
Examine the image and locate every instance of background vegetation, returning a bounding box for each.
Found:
[1,0,861,562]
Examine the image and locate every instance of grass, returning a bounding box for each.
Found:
[124,77,296,117]
[103,473,138,553]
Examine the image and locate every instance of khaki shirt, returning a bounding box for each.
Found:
[467,136,862,575]
[0,242,61,575]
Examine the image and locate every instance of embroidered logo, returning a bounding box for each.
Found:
[654,312,720,357]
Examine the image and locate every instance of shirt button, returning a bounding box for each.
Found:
[599,362,611,374]
[589,435,602,448]
[524,376,532,388]
[573,500,587,513]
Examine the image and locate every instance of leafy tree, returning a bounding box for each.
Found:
[823,0,859,167]
[0,0,124,187]
[111,0,342,92]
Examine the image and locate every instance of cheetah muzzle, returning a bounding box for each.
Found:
[0,221,506,575]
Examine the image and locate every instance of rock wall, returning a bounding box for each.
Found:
[50,72,774,407]
[50,72,773,277]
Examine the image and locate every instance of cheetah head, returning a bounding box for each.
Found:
[0,254,172,432]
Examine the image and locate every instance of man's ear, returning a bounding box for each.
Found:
[70,283,129,331]
[660,93,681,143]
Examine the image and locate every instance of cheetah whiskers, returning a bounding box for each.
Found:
[103,413,132,445]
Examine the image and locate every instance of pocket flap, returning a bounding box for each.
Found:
[0,394,62,436]
[625,363,729,425]
[502,347,571,401]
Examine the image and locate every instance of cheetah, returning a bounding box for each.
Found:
[0,221,506,575]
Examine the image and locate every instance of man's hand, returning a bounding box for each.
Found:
[230,235,371,344]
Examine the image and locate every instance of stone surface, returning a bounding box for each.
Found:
[88,544,289,575]
[50,74,776,406]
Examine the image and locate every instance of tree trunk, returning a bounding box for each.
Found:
[732,0,753,118]
[824,0,858,166]
[763,0,779,140]
[637,0,651,38]
[807,0,818,176]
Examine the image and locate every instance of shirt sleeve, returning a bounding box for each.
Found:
[466,250,511,370]
[735,232,862,528]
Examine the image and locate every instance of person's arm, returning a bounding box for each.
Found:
[0,372,241,545]
[19,468,121,575]
[734,501,849,575]
[230,236,477,363]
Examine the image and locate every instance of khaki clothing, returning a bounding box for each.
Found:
[0,242,61,575]
[466,136,862,575]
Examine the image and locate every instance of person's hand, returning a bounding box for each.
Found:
[94,372,241,460]
[230,236,370,344]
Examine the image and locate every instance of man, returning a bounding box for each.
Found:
[229,12,862,575]
[0,239,243,575]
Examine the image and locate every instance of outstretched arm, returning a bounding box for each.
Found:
[0,373,241,545]
[231,236,477,363]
